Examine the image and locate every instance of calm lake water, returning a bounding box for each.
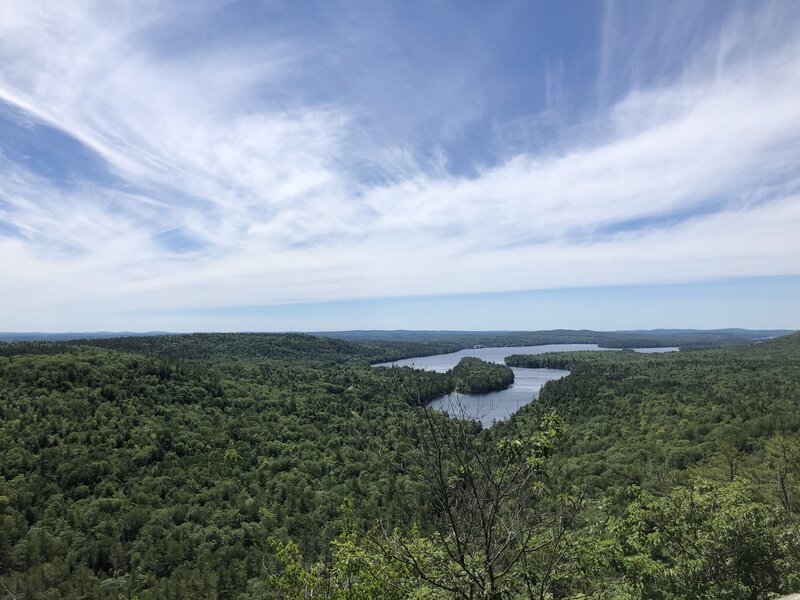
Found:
[374,343,678,427]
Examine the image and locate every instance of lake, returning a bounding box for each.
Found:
[374,343,678,427]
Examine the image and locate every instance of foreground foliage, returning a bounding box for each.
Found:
[603,480,800,599]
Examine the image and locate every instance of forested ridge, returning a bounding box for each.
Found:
[313,328,792,350]
[65,333,457,367]
[1,333,799,598]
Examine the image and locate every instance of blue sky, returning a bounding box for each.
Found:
[0,1,799,331]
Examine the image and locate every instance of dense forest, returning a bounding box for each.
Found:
[1,332,799,598]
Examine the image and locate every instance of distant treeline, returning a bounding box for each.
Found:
[2,329,793,361]
[315,328,793,350]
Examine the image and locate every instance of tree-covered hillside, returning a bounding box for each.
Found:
[0,342,444,597]
[504,335,800,491]
[1,333,799,598]
[64,333,457,367]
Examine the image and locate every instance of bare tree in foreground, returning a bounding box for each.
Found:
[369,372,583,599]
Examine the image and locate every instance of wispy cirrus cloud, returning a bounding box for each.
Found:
[0,0,798,329]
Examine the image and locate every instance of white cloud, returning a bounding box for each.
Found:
[0,0,799,329]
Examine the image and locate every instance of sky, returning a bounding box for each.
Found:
[0,0,799,332]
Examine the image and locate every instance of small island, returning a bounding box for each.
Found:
[450,357,515,394]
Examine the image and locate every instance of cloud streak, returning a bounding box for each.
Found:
[0,0,799,329]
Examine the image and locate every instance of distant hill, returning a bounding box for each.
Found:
[312,328,796,349]
[0,332,464,367]
[2,328,794,352]
[0,331,170,342]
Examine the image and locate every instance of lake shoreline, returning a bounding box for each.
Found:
[374,343,678,427]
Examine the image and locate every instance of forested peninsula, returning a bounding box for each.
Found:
[450,357,514,394]
[1,331,799,598]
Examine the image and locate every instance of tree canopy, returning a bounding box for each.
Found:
[1,332,799,598]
